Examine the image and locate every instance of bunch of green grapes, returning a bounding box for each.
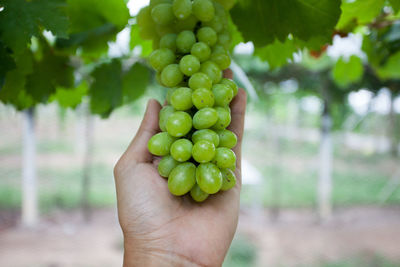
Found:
[140,0,238,202]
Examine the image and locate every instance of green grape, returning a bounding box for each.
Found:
[203,15,224,33]
[166,111,192,137]
[179,55,200,76]
[200,61,222,84]
[172,0,192,20]
[211,53,231,70]
[151,3,175,25]
[212,45,226,55]
[215,0,237,10]
[150,0,172,8]
[213,1,228,19]
[188,73,212,90]
[158,155,179,177]
[218,30,232,49]
[191,42,211,62]
[176,30,196,53]
[159,105,175,131]
[212,84,233,106]
[170,138,193,162]
[152,36,161,50]
[166,87,177,104]
[216,129,237,148]
[197,27,217,47]
[192,0,215,22]
[160,33,177,52]
[149,48,175,72]
[161,64,184,87]
[192,88,214,109]
[192,129,219,147]
[196,163,222,194]
[156,24,175,37]
[173,15,198,32]
[192,140,216,163]
[190,184,209,202]
[220,78,238,96]
[137,6,158,40]
[212,106,231,130]
[193,107,218,129]
[220,168,236,191]
[156,72,165,87]
[168,162,196,196]
[170,87,193,111]
[148,132,176,156]
[212,147,236,169]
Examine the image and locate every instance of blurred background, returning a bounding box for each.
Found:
[1,0,400,267]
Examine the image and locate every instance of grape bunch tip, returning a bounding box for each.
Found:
[140,0,239,202]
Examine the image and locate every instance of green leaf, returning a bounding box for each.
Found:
[89,60,123,117]
[0,0,68,53]
[336,0,385,30]
[231,0,341,47]
[389,0,400,13]
[254,38,298,68]
[52,81,88,109]
[122,63,150,103]
[130,25,152,57]
[332,55,364,88]
[377,51,400,80]
[0,42,16,87]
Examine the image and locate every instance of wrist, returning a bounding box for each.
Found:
[123,238,202,267]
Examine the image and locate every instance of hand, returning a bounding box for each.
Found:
[114,70,247,267]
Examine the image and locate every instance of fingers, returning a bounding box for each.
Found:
[227,88,247,183]
[223,68,233,79]
[122,99,162,164]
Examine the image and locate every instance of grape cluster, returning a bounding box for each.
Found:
[140,0,238,202]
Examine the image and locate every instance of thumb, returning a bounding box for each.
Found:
[123,99,162,163]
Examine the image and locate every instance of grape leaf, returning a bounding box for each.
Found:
[332,55,363,88]
[230,0,341,47]
[0,0,68,54]
[389,0,400,13]
[52,81,88,109]
[89,60,123,117]
[0,42,16,87]
[123,63,150,103]
[254,38,298,69]
[377,51,400,80]
[336,0,385,30]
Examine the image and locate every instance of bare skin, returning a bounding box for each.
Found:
[114,70,247,267]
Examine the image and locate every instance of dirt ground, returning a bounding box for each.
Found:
[0,206,400,267]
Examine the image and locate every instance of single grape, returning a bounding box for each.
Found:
[173,15,198,32]
[168,162,196,196]
[159,33,177,52]
[196,163,222,194]
[220,78,238,96]
[192,129,219,147]
[176,30,196,54]
[212,147,236,169]
[170,138,193,162]
[166,87,177,104]
[170,87,193,111]
[151,3,175,25]
[179,55,201,76]
[211,53,231,70]
[161,64,184,87]
[212,45,226,55]
[192,140,216,163]
[212,84,233,106]
[192,0,215,22]
[158,155,179,177]
[159,105,175,131]
[218,30,232,49]
[216,129,237,148]
[215,0,237,10]
[197,27,217,47]
[212,106,231,130]
[166,111,192,137]
[156,24,175,37]
[200,61,222,84]
[148,132,176,156]
[190,184,209,202]
[220,168,236,191]
[137,6,158,40]
[172,0,192,20]
[192,88,214,109]
[193,107,218,129]
[191,42,211,62]
[149,48,175,72]
[188,73,212,90]
[150,0,173,8]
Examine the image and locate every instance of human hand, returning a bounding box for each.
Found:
[114,70,246,267]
